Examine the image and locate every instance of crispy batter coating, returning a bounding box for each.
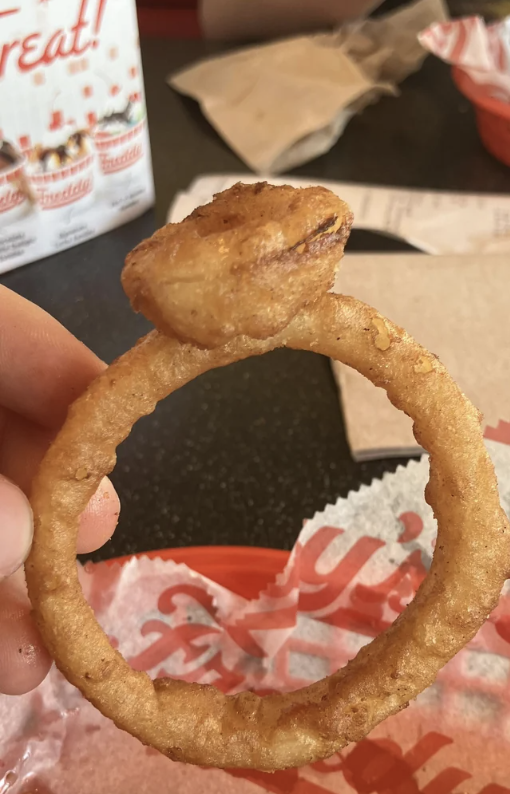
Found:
[26,184,510,771]
[122,182,352,348]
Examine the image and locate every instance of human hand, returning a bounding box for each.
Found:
[0,285,120,695]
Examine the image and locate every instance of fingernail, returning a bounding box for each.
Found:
[0,476,34,580]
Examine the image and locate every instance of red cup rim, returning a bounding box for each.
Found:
[29,152,94,183]
[0,158,26,186]
[94,118,145,142]
[452,65,510,119]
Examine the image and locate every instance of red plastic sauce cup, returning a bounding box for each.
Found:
[452,65,510,167]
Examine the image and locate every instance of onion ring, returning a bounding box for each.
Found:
[122,182,353,347]
[26,183,510,771]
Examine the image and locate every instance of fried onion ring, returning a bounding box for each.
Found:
[122,182,353,347]
[26,183,510,771]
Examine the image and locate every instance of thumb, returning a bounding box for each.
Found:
[0,474,33,580]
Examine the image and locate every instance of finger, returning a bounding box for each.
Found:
[0,411,120,553]
[0,569,52,695]
[0,407,50,495]
[0,285,104,429]
[0,475,33,580]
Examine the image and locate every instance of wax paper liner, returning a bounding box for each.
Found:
[2,423,510,793]
[419,16,510,102]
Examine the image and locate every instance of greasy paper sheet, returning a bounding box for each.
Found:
[170,38,374,174]
[2,434,510,792]
[168,173,510,255]
[170,0,447,173]
[332,253,510,460]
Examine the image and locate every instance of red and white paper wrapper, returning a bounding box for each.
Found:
[2,423,510,793]
[419,16,510,101]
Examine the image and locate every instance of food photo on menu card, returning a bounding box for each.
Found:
[1,0,510,793]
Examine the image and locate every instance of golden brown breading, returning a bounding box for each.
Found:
[26,184,510,771]
[122,182,352,347]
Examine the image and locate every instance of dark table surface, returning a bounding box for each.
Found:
[2,40,510,561]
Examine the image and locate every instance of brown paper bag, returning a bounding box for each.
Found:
[170,0,448,173]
